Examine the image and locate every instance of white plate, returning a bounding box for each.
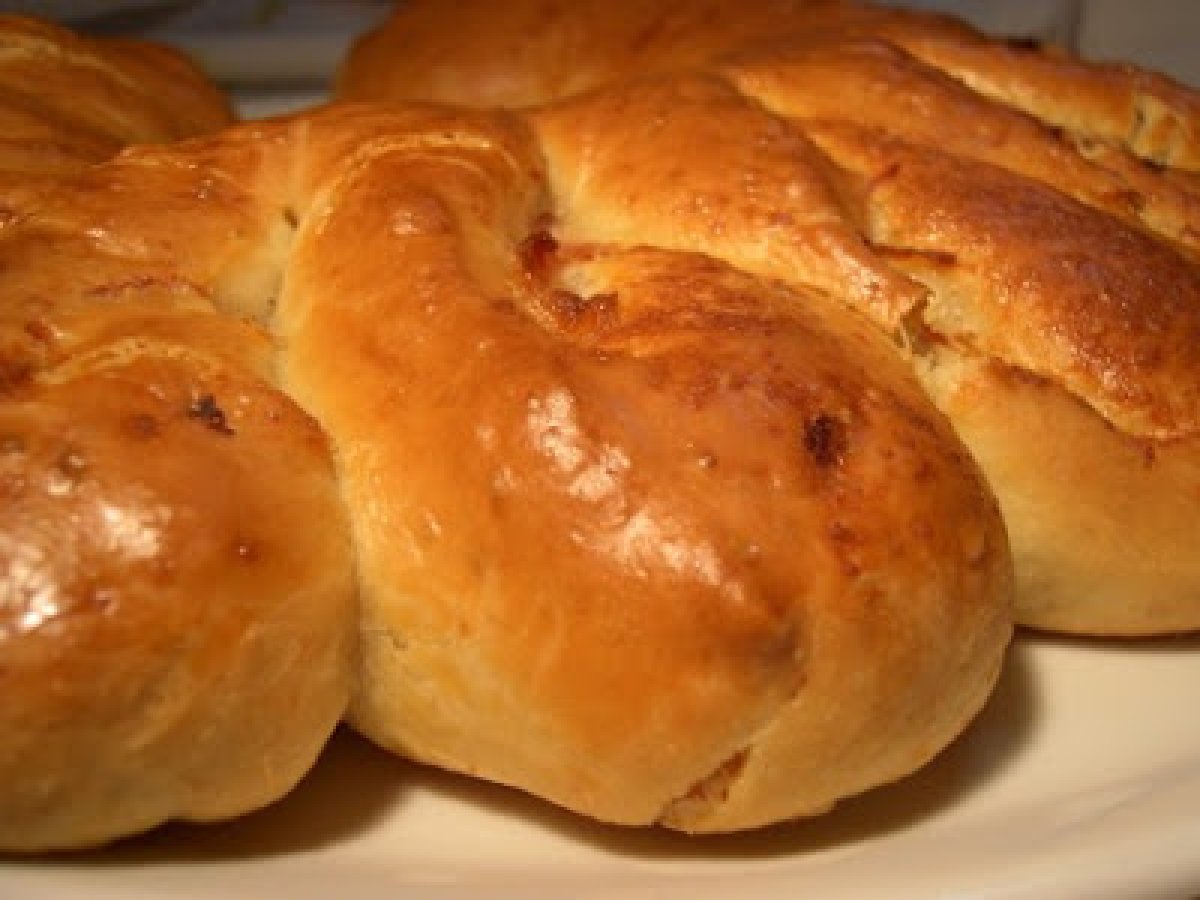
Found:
[3,631,1199,899]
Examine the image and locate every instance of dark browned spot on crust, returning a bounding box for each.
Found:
[0,357,33,396]
[23,319,54,344]
[827,519,855,543]
[519,229,559,278]
[86,274,210,301]
[803,413,848,468]
[549,288,619,329]
[55,448,86,480]
[282,205,299,229]
[83,585,118,615]
[912,458,938,484]
[124,412,160,440]
[1098,166,1154,202]
[0,472,26,499]
[631,16,668,53]
[187,393,235,435]
[828,518,864,577]
[549,288,587,322]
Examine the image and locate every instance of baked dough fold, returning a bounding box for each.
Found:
[341,0,1200,635]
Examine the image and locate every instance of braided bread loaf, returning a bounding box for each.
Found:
[0,13,1011,846]
[340,0,1200,637]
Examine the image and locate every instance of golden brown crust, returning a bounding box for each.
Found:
[918,349,1200,636]
[277,104,1010,830]
[0,60,353,851]
[0,14,233,179]
[3,15,1011,845]
[337,0,848,110]
[528,74,926,330]
[856,11,1200,172]
[804,120,1200,439]
[339,0,1200,636]
[2,92,1012,841]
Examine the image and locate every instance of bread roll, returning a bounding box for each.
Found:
[337,0,847,110]
[1,17,1009,845]
[282,105,1010,832]
[0,20,354,852]
[0,14,233,178]
[339,0,1200,636]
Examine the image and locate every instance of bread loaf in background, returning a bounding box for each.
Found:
[0,14,233,179]
[0,16,356,852]
[340,0,1200,638]
[0,9,1013,846]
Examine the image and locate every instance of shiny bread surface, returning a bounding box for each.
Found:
[341,0,1200,635]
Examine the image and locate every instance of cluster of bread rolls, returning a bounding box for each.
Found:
[341,0,1200,638]
[0,0,1194,852]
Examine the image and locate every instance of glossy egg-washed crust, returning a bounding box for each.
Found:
[0,18,355,851]
[0,15,233,179]
[341,0,1200,636]
[1,11,1012,847]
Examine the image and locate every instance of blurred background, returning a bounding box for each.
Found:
[5,0,1198,116]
